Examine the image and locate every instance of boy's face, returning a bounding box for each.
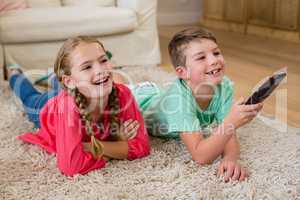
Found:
[176,38,225,93]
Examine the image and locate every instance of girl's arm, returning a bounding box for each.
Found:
[118,85,150,160]
[83,140,129,159]
[83,85,150,160]
[99,141,128,159]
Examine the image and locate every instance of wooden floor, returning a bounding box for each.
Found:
[158,25,300,128]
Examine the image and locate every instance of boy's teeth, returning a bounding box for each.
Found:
[207,68,220,75]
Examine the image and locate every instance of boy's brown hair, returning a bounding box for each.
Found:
[168,27,217,69]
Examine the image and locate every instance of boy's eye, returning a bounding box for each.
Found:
[196,56,205,60]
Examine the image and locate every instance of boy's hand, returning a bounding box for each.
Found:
[217,159,249,182]
[119,119,140,140]
[226,97,263,129]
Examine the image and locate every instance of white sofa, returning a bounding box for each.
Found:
[0,0,161,79]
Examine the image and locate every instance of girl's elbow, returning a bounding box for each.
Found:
[58,164,78,176]
[143,144,151,157]
[57,159,85,176]
[136,143,151,158]
[128,141,151,160]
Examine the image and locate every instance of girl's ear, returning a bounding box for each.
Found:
[175,66,189,80]
[105,51,112,60]
[62,75,76,89]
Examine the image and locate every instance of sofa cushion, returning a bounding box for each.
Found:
[61,0,115,7]
[0,0,28,12]
[0,6,137,43]
[27,0,61,8]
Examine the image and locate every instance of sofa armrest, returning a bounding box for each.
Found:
[117,0,157,24]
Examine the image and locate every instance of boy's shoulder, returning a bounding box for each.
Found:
[164,78,190,96]
[158,76,233,110]
[220,76,233,88]
[155,78,195,112]
[218,76,234,97]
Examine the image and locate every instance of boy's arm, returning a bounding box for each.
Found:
[181,99,262,165]
[180,119,235,165]
[218,134,249,182]
[222,134,240,161]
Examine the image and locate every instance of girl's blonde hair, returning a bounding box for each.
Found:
[54,36,120,157]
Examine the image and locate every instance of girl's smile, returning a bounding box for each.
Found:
[92,72,111,85]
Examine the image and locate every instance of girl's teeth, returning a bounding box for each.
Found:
[95,76,109,85]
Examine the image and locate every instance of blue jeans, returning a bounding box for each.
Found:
[9,74,62,128]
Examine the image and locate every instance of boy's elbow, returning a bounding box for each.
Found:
[191,154,213,165]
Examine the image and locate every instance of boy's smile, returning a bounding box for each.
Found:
[205,68,222,76]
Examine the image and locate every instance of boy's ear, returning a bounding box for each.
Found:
[62,75,76,89]
[175,66,189,80]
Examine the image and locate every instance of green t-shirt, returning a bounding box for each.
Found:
[130,76,233,139]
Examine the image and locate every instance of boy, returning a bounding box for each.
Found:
[131,27,263,182]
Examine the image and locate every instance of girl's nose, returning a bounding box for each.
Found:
[94,63,105,74]
[93,61,112,75]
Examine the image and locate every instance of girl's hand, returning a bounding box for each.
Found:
[119,119,140,140]
[217,159,249,182]
[226,97,263,129]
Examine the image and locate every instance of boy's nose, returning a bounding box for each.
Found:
[207,54,218,66]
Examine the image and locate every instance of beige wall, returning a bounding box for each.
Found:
[157,0,202,25]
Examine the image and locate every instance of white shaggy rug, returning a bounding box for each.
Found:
[0,66,299,200]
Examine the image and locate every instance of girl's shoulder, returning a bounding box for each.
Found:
[41,90,78,114]
[113,83,136,106]
[114,83,133,97]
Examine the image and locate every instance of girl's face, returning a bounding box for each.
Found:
[177,38,225,95]
[63,42,113,99]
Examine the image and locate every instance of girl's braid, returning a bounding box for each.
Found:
[107,86,120,136]
[68,87,93,135]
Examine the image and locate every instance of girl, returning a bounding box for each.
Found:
[8,36,150,176]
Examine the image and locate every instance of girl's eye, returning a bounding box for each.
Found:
[100,58,108,64]
[213,51,221,56]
